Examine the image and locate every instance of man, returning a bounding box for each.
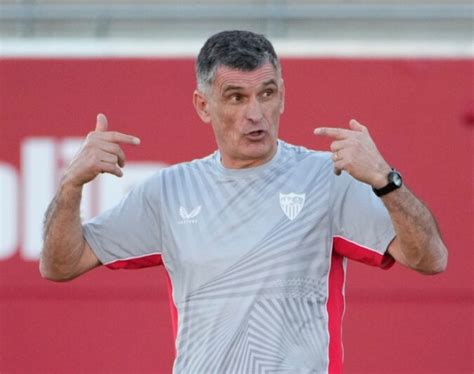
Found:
[40,30,447,373]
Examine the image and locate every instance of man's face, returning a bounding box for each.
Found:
[194,62,285,168]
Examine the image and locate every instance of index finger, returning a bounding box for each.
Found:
[102,131,141,145]
[313,127,353,140]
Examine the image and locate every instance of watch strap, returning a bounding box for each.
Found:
[372,169,402,197]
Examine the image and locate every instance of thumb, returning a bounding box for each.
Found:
[95,113,108,132]
[349,119,366,132]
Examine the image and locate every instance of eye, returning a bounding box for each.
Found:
[262,89,275,98]
[230,94,242,102]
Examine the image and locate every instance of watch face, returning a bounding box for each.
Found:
[373,169,403,197]
[390,171,402,187]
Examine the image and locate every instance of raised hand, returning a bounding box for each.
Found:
[314,119,391,188]
[62,113,141,188]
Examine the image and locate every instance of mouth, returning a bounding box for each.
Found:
[245,130,266,141]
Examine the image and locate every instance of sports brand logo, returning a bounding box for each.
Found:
[279,193,305,221]
[178,205,201,224]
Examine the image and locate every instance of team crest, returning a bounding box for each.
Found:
[279,193,306,221]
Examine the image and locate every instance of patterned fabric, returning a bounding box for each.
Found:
[83,140,395,373]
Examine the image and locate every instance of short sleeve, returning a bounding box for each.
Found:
[82,173,163,269]
[329,171,396,269]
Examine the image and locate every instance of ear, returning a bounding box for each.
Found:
[193,90,211,123]
[279,79,285,114]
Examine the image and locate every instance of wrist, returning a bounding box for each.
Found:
[59,177,84,196]
[371,164,393,189]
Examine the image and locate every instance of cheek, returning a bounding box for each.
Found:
[212,106,243,141]
[220,107,243,131]
[265,103,282,126]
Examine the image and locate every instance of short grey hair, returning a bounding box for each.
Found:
[196,30,281,93]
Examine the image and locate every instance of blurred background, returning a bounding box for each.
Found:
[0,0,473,373]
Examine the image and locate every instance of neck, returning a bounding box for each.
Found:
[220,144,278,169]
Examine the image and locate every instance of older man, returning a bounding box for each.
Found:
[41,30,447,373]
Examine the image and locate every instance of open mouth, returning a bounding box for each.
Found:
[246,130,265,140]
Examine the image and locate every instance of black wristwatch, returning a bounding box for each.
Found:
[372,169,403,197]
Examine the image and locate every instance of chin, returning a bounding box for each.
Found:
[243,140,276,162]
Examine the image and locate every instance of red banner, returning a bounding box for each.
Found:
[0,58,472,373]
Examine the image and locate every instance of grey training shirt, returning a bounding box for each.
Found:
[83,140,395,374]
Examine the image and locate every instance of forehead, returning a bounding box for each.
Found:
[212,63,279,92]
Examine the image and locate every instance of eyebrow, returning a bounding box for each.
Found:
[262,79,278,87]
[221,79,278,94]
[222,85,244,94]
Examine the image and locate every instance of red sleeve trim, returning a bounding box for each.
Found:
[105,253,163,269]
[327,250,345,374]
[333,236,395,269]
[164,270,178,355]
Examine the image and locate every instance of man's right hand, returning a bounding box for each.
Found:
[62,113,141,188]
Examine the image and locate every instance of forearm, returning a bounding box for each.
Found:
[382,185,448,274]
[40,182,87,281]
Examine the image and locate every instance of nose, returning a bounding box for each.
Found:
[245,97,263,123]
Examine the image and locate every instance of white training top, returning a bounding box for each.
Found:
[83,140,395,374]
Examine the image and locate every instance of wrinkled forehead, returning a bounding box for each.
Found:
[212,63,280,93]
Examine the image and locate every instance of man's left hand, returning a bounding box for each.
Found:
[314,119,391,189]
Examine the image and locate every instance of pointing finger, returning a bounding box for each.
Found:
[313,127,353,140]
[103,131,141,145]
[96,113,108,132]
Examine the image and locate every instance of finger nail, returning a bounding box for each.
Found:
[313,128,321,135]
[133,137,141,145]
